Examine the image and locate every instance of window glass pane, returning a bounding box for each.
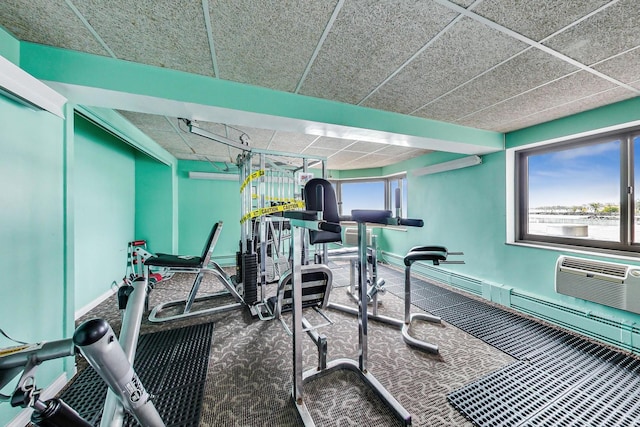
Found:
[341,181,385,215]
[527,139,620,241]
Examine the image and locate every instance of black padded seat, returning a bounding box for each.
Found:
[145,254,203,269]
[404,247,448,266]
[146,222,220,269]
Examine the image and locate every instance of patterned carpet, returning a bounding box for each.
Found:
[73,260,515,426]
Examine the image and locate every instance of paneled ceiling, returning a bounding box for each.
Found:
[1,0,639,169]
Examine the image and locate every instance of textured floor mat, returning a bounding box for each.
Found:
[382,265,640,426]
[59,322,214,426]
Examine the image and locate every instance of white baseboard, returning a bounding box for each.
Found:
[75,286,118,320]
[7,373,69,427]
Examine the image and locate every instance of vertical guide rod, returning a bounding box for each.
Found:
[358,220,368,372]
[292,226,304,405]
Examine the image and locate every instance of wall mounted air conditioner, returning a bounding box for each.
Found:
[555,255,640,314]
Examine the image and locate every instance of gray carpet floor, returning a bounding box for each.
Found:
[73,261,516,426]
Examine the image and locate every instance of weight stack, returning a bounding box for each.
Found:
[242,252,258,305]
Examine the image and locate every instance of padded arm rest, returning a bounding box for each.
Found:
[350,209,392,224]
[284,210,319,221]
[409,245,448,253]
[318,221,341,233]
[398,218,424,227]
[404,250,447,266]
[284,210,341,234]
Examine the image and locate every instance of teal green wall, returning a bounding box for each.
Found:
[74,115,136,310]
[0,25,19,64]
[380,150,506,279]
[177,161,240,262]
[506,97,640,148]
[135,155,175,253]
[0,95,67,423]
[378,98,640,353]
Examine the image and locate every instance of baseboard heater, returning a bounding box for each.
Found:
[555,255,640,315]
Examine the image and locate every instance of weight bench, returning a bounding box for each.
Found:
[145,221,245,322]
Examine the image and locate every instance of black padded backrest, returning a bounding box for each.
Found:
[304,178,342,245]
[277,264,333,314]
[200,221,223,265]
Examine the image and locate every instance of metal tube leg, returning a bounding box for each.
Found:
[404,264,412,324]
[358,221,368,372]
[292,227,304,406]
[184,272,204,314]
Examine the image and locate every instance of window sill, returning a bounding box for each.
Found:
[506,240,640,263]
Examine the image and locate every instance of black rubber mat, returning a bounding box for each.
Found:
[382,265,640,426]
[59,322,214,426]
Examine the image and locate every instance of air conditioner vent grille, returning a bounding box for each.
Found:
[560,257,628,278]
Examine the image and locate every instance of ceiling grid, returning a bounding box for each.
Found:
[1,0,638,169]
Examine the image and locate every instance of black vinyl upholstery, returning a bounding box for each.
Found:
[304,178,342,245]
[146,222,220,268]
[404,248,448,266]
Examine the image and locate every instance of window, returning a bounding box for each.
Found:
[516,129,640,252]
[334,174,407,217]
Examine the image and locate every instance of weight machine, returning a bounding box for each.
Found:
[283,180,414,426]
[235,149,328,318]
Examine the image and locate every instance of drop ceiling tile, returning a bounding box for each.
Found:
[414,48,577,122]
[473,0,610,41]
[311,136,359,151]
[299,0,459,104]
[73,0,214,76]
[231,126,275,150]
[269,131,320,151]
[392,148,431,162]
[346,153,390,169]
[593,47,640,84]
[183,133,243,162]
[195,121,230,136]
[176,151,235,163]
[328,150,367,164]
[268,140,313,153]
[118,111,176,132]
[543,0,640,65]
[451,0,476,6]
[301,146,336,158]
[208,0,337,91]
[341,140,385,153]
[375,144,422,156]
[496,87,636,132]
[458,71,618,131]
[0,0,109,56]
[144,129,187,150]
[362,17,529,114]
[172,151,202,161]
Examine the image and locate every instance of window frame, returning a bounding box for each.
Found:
[332,173,407,217]
[515,127,640,253]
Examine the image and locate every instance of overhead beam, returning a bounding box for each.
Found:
[20,42,504,155]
